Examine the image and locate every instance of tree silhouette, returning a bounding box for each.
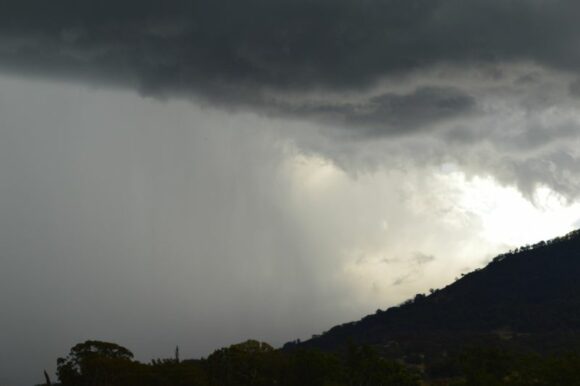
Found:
[57,340,135,386]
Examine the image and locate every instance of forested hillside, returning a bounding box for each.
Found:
[289,229,580,360]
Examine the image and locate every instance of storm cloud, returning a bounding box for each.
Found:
[1,0,580,134]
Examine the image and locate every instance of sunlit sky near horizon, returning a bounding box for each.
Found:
[3,1,580,385]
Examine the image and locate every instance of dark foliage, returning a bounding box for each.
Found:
[47,338,580,385]
[52,339,418,386]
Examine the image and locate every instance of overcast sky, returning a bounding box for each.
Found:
[2,1,580,385]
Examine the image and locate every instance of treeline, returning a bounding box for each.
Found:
[491,228,580,264]
[41,340,580,386]
[43,339,419,386]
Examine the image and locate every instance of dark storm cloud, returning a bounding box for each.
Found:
[1,0,580,133]
[569,79,580,98]
[289,86,476,135]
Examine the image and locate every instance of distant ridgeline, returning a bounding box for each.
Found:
[39,229,580,386]
[286,228,580,357]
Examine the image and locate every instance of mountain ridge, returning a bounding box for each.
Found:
[285,229,580,357]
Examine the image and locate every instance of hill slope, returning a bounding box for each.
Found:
[287,229,580,357]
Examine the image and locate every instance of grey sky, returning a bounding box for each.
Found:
[2,1,580,385]
[0,75,511,385]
